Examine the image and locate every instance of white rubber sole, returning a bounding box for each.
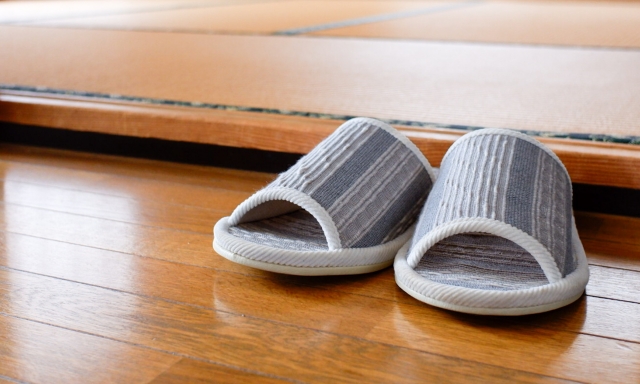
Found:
[213,217,412,276]
[395,272,585,316]
[394,221,590,316]
[214,239,394,275]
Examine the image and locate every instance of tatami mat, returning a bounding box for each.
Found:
[2,26,639,138]
[19,1,443,34]
[314,1,640,48]
[9,0,640,49]
[0,0,242,24]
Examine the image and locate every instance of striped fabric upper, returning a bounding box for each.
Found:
[237,118,434,249]
[411,130,575,276]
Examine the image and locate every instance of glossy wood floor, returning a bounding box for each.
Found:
[0,143,639,383]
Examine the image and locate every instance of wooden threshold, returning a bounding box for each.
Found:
[2,90,640,190]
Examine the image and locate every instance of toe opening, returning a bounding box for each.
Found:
[229,202,329,251]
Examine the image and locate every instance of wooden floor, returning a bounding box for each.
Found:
[0,143,639,383]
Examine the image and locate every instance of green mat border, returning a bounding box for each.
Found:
[2,84,639,145]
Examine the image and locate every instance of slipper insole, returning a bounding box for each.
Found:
[416,234,548,291]
[228,209,328,251]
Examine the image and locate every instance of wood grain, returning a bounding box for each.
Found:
[0,196,632,289]
[575,211,640,271]
[0,92,339,157]
[0,203,215,267]
[0,230,245,307]
[587,266,640,304]
[0,144,639,382]
[2,227,640,347]
[581,240,640,272]
[0,158,261,211]
[150,358,289,384]
[0,143,274,192]
[0,179,227,233]
[0,269,567,383]
[4,92,640,189]
[0,313,179,384]
[575,211,640,247]
[364,299,640,383]
[0,146,635,270]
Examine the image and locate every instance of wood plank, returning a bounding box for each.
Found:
[1,27,639,139]
[4,93,640,189]
[0,234,394,340]
[0,269,565,384]
[0,196,633,287]
[406,128,640,191]
[575,211,640,247]
[1,178,640,380]
[0,150,635,271]
[0,159,256,213]
[587,266,640,304]
[0,93,338,159]
[0,143,275,193]
[0,146,636,264]
[582,240,640,272]
[0,230,250,307]
[0,314,179,384]
[0,148,638,382]
[575,211,640,271]
[2,227,639,345]
[0,203,215,267]
[364,298,640,383]
[150,358,288,384]
[0,179,227,233]
[28,0,437,33]
[4,145,638,222]
[314,1,640,48]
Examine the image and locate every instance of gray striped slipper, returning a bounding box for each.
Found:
[394,129,590,315]
[213,117,436,275]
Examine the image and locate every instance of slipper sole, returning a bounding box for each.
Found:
[214,239,394,276]
[394,270,585,316]
[394,221,590,316]
[214,217,413,276]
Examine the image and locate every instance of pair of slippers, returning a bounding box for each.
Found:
[213,118,589,316]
